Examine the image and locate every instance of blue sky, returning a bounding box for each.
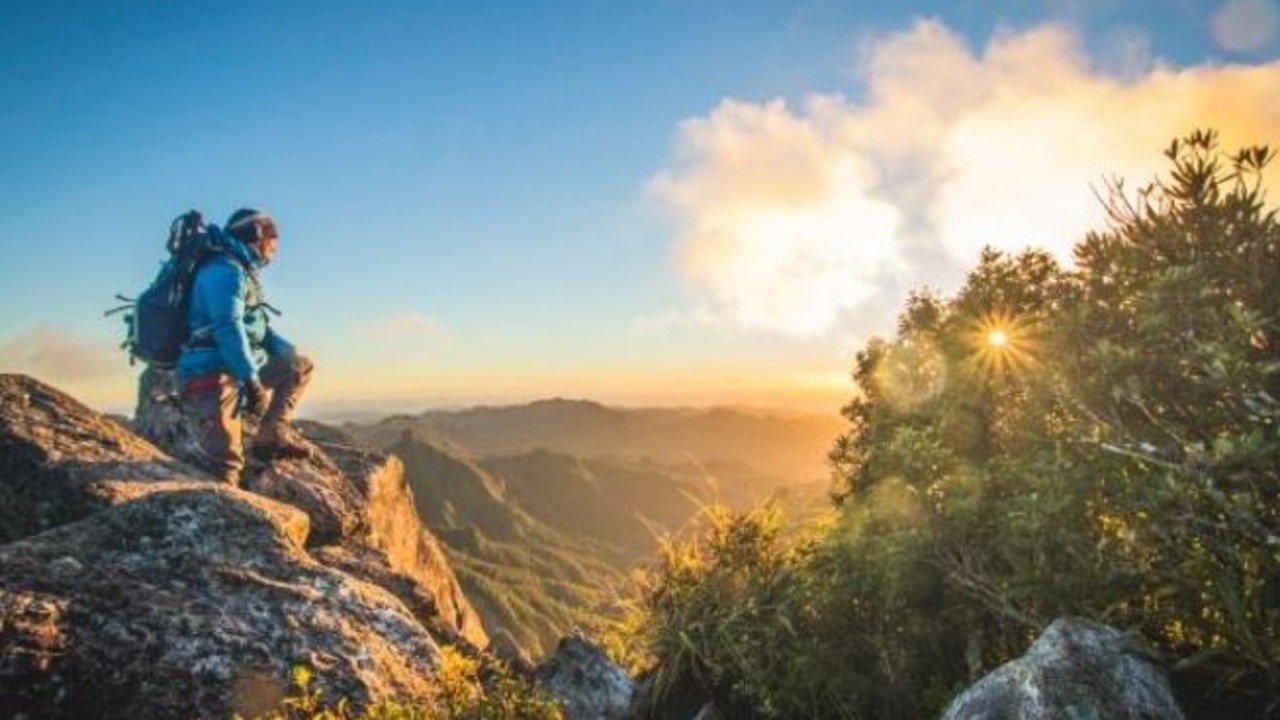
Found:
[3,0,1279,416]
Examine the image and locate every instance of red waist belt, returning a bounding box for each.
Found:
[184,374,229,393]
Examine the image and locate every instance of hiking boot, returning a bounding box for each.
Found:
[254,421,312,460]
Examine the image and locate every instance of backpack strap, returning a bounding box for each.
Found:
[251,301,283,317]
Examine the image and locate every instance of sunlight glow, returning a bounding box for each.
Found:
[653,100,903,337]
[968,313,1039,377]
[654,20,1280,340]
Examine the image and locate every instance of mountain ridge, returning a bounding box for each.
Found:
[386,432,630,658]
[345,396,843,485]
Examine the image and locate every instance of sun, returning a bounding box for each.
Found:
[967,312,1038,377]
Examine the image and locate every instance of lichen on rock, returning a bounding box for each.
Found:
[0,373,490,720]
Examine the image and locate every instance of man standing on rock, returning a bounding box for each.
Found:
[175,208,313,485]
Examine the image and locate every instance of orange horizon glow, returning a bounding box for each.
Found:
[63,363,853,418]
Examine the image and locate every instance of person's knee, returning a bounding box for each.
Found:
[262,352,313,390]
[293,354,314,385]
[294,354,314,375]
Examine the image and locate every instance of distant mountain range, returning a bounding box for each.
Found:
[302,399,842,658]
[345,398,843,484]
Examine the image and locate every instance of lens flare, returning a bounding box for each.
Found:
[967,312,1038,377]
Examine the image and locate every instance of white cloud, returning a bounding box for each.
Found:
[652,19,1280,339]
[0,325,127,382]
[1212,0,1280,53]
[366,312,447,343]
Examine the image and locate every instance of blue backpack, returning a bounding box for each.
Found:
[108,211,222,368]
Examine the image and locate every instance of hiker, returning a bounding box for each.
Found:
[174,208,313,485]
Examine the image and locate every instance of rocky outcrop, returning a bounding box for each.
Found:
[321,442,486,648]
[0,488,441,719]
[535,632,636,720]
[0,373,488,719]
[0,373,201,543]
[242,442,487,649]
[939,617,1185,720]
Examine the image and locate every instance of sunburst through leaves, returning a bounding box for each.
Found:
[965,311,1039,377]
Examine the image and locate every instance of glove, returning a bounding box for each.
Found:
[240,380,269,419]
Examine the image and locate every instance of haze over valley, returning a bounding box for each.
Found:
[300,398,843,656]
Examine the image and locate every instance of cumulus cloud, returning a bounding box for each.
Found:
[367,312,447,343]
[651,19,1280,339]
[0,325,125,382]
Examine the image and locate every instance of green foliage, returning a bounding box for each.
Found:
[625,504,843,719]
[627,130,1280,719]
[238,652,562,720]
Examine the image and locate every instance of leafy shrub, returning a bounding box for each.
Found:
[625,504,833,719]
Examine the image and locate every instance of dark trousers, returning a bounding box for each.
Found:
[181,354,313,484]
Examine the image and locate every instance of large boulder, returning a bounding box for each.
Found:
[535,631,636,720]
[134,369,490,649]
[0,373,201,543]
[939,617,1185,720]
[0,488,440,720]
[0,373,489,718]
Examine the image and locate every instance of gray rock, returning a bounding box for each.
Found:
[0,373,490,718]
[245,444,367,546]
[0,373,208,544]
[939,617,1185,720]
[130,370,489,649]
[0,487,441,720]
[536,631,636,720]
[132,365,205,466]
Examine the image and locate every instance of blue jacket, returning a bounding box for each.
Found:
[174,230,294,384]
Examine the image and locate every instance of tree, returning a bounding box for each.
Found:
[831,129,1280,714]
[630,131,1280,720]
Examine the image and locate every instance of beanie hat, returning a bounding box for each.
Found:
[226,208,276,244]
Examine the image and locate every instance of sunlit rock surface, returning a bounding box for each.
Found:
[940,617,1185,720]
[318,442,488,648]
[0,373,488,719]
